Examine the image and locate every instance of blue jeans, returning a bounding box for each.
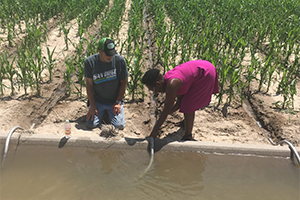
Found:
[86,101,125,130]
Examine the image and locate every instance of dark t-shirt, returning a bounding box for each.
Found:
[84,54,128,104]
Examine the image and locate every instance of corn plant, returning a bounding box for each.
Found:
[0,53,7,95]
[127,45,145,100]
[155,22,176,73]
[60,22,72,50]
[216,55,230,106]
[24,21,47,50]
[242,64,257,94]
[16,48,32,95]
[72,64,85,98]
[43,47,56,82]
[85,34,99,57]
[277,65,297,109]
[265,63,277,93]
[7,21,15,47]
[64,57,74,97]
[72,40,86,97]
[257,56,271,92]
[27,46,45,96]
[226,67,241,105]
[77,14,85,39]
[2,52,17,95]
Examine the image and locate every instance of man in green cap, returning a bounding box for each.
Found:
[84,37,128,130]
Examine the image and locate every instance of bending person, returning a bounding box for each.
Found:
[141,60,219,140]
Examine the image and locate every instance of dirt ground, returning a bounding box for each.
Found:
[0,2,300,148]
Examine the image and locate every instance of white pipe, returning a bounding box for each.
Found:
[137,137,154,179]
[279,140,300,165]
[2,126,24,166]
[145,137,154,172]
[257,121,300,165]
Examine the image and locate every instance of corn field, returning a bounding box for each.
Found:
[0,0,299,109]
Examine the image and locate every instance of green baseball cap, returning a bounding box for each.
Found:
[98,37,117,56]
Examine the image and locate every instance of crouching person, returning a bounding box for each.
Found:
[84,37,128,130]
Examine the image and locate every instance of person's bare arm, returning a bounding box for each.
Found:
[170,95,183,114]
[86,77,98,120]
[112,78,128,115]
[150,78,182,138]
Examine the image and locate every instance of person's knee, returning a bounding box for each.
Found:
[111,119,125,130]
[86,122,95,129]
[115,124,125,130]
[86,119,98,129]
[109,110,125,130]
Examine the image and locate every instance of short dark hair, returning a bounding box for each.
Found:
[141,69,163,87]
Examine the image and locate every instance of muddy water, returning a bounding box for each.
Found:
[0,145,299,200]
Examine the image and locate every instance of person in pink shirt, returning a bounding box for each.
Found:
[141,60,219,141]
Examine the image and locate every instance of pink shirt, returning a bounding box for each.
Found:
[163,60,219,113]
